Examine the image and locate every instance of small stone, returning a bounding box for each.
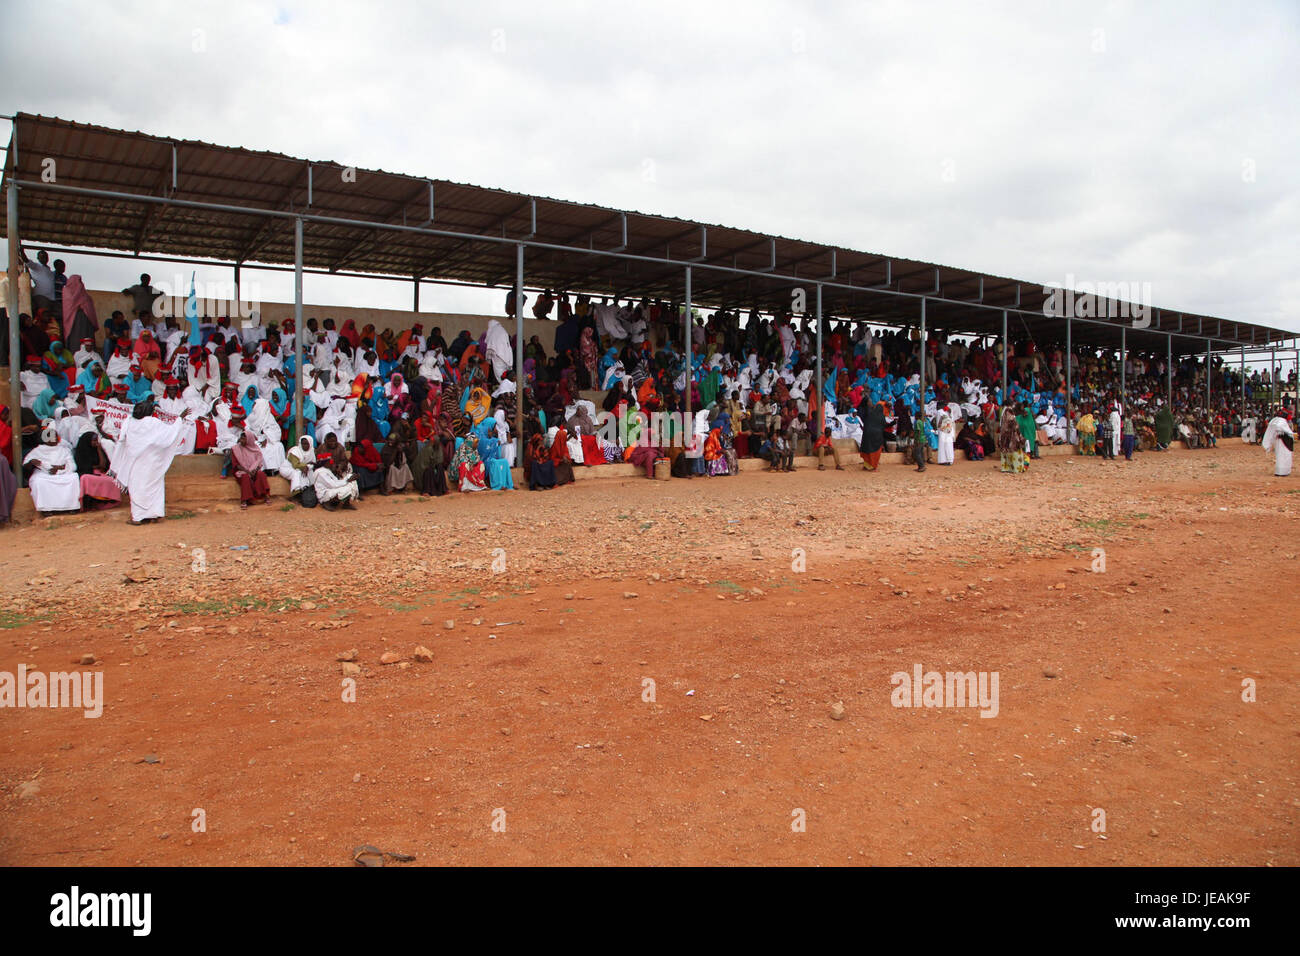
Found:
[352,773,362,783]
[79,653,96,665]
[444,619,455,630]
[623,592,638,599]
[413,646,434,663]
[336,649,359,662]
[301,601,317,611]
[341,662,361,677]
[830,701,846,720]
[379,652,401,665]
[1148,828,1159,837]
[1043,668,1058,679]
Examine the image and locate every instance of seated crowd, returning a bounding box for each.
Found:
[2,257,1296,523]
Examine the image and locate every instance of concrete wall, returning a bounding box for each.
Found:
[82,289,561,347]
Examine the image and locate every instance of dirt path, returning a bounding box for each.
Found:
[1,444,1296,865]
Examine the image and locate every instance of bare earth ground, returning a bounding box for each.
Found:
[0,443,1296,866]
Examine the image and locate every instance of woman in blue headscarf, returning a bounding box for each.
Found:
[126,370,154,405]
[241,385,258,418]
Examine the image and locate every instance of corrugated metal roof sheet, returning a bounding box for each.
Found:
[2,112,1289,351]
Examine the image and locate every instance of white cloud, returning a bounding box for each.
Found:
[1,0,1296,338]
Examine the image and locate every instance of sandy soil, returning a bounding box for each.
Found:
[0,443,1296,866]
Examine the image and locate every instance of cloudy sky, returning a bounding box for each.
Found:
[2,0,1297,342]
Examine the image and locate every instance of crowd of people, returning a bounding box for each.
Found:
[1,256,1296,524]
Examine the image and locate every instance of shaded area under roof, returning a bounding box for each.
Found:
[2,112,1292,357]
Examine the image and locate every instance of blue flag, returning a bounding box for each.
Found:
[185,273,200,345]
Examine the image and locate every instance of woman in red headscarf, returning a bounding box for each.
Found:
[132,329,162,380]
[550,425,575,486]
[339,319,361,350]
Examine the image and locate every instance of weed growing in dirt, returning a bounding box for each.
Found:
[167,511,197,520]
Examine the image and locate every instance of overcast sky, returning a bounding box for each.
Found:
[2,0,1297,342]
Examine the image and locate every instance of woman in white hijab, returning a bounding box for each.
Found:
[936,411,956,465]
[24,423,82,514]
[494,408,515,465]
[110,402,186,524]
[1262,411,1294,477]
[280,434,316,495]
[246,398,286,471]
[419,348,445,383]
[316,396,355,445]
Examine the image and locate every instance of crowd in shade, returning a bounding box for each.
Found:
[2,256,1296,525]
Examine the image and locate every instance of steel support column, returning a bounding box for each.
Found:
[1065,317,1072,424]
[919,297,927,418]
[514,244,524,466]
[1205,342,1211,411]
[683,266,692,448]
[998,310,1008,408]
[1166,334,1172,409]
[293,216,304,440]
[6,183,21,485]
[413,276,420,312]
[815,283,823,431]
[1120,326,1126,407]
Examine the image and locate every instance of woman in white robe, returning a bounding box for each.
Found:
[280,435,316,495]
[484,319,513,381]
[24,431,81,514]
[246,398,286,472]
[1262,414,1294,477]
[314,460,359,508]
[109,406,186,523]
[936,412,956,465]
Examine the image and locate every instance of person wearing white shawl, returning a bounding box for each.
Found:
[73,339,99,370]
[314,458,359,508]
[209,404,242,453]
[56,406,96,448]
[492,373,516,399]
[354,349,380,380]
[419,349,444,383]
[778,322,796,365]
[104,347,134,383]
[326,358,353,398]
[1261,411,1294,477]
[1108,405,1123,458]
[312,339,334,371]
[182,382,217,420]
[484,319,513,380]
[280,435,316,495]
[246,398,286,471]
[602,360,627,391]
[24,424,82,514]
[317,397,355,445]
[936,411,956,465]
[109,404,186,523]
[494,409,515,465]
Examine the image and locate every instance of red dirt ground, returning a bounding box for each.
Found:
[1,443,1296,866]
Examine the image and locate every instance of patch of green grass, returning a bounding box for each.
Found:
[279,503,296,512]
[169,595,314,617]
[390,602,420,613]
[0,610,52,629]
[712,580,746,593]
[166,510,197,520]
[1076,517,1129,536]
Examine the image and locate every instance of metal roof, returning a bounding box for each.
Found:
[3,112,1291,356]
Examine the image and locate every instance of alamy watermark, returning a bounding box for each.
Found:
[891,664,999,718]
[0,665,103,718]
[1042,274,1152,328]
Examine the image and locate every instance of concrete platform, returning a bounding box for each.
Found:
[3,437,1199,524]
